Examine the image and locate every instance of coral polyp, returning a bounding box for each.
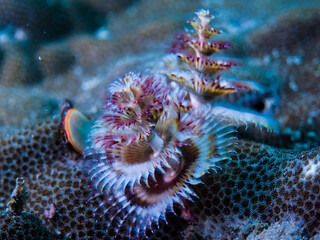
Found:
[85,72,236,237]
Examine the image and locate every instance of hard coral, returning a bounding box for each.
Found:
[0,118,99,239]
[0,118,65,204]
[1,5,320,240]
[0,116,188,239]
[185,141,320,239]
[0,177,62,240]
[1,117,320,239]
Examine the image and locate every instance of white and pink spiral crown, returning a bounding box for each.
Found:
[85,71,236,238]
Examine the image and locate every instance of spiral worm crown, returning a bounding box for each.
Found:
[84,72,236,238]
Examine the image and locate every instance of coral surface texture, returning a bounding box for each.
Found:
[1,0,320,240]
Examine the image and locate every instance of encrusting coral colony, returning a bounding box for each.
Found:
[1,7,320,240]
